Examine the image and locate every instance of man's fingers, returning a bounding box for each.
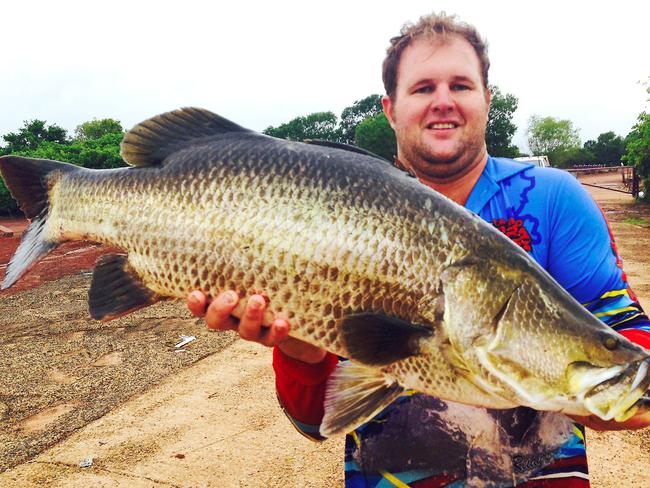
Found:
[205,291,239,331]
[238,295,267,341]
[258,318,291,347]
[194,290,290,348]
[187,290,208,317]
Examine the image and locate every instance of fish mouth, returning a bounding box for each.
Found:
[568,358,650,421]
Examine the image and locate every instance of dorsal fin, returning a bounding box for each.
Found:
[120,107,251,167]
[303,139,392,164]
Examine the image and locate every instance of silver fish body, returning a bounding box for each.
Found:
[1,108,648,436]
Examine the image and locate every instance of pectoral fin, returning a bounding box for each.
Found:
[341,313,433,366]
[88,254,162,321]
[320,361,404,437]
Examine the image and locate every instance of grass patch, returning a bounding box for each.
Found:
[623,218,650,226]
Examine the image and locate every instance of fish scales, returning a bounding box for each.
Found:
[48,135,454,350]
[1,107,648,436]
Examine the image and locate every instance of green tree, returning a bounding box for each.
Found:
[1,119,67,213]
[486,85,519,157]
[75,118,123,140]
[13,133,126,170]
[1,132,126,214]
[339,94,383,144]
[583,131,625,164]
[2,119,68,153]
[264,111,341,141]
[354,113,397,162]
[623,112,650,198]
[553,147,594,167]
[527,115,581,167]
[623,76,650,199]
[580,140,597,163]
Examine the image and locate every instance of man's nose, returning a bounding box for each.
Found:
[430,86,454,111]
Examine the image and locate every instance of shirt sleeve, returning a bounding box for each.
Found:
[546,172,650,349]
[272,346,339,441]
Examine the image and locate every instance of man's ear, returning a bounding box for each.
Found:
[485,87,492,111]
[382,95,396,128]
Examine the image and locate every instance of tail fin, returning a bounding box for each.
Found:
[0,155,78,289]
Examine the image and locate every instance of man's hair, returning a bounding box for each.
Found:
[382,12,490,99]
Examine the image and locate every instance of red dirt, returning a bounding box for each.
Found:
[0,219,28,233]
[0,219,119,297]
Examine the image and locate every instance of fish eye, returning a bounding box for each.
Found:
[603,336,619,351]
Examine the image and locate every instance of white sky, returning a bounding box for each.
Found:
[2,0,648,152]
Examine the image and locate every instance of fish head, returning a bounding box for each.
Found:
[566,358,649,421]
[439,258,650,420]
[487,279,650,420]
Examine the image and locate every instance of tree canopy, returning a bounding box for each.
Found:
[263,111,341,141]
[0,120,127,214]
[486,86,519,158]
[339,94,383,144]
[354,113,397,162]
[75,118,123,140]
[583,131,625,165]
[623,112,650,197]
[2,119,68,154]
[623,77,650,198]
[526,115,581,167]
[263,95,385,145]
[11,133,126,170]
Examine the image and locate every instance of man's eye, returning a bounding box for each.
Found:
[415,86,433,93]
[452,84,470,91]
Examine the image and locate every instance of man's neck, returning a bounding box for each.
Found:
[417,155,488,206]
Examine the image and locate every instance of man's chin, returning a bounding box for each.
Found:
[414,154,479,181]
[423,152,462,166]
[427,154,458,168]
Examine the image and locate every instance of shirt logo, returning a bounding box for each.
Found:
[492,218,532,252]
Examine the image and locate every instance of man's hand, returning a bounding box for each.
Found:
[187,290,327,364]
[569,410,650,431]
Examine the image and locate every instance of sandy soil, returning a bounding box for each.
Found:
[0,170,648,487]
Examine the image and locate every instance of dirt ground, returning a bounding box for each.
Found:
[0,170,648,487]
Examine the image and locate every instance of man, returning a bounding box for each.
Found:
[188,13,650,487]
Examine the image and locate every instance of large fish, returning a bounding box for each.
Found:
[1,108,648,437]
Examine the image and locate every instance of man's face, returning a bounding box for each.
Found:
[382,36,491,183]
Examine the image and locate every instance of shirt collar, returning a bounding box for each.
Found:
[465,156,534,213]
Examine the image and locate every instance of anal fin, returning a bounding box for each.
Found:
[320,361,404,437]
[89,254,162,321]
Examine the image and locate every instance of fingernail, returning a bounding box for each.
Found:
[221,292,236,304]
[249,297,263,310]
[188,293,199,305]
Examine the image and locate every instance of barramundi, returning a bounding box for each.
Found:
[0,107,648,437]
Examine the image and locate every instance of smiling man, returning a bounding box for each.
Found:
[189,12,650,487]
[382,35,491,203]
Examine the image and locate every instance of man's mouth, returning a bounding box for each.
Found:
[427,122,458,129]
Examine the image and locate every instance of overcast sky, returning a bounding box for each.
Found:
[2,0,648,152]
